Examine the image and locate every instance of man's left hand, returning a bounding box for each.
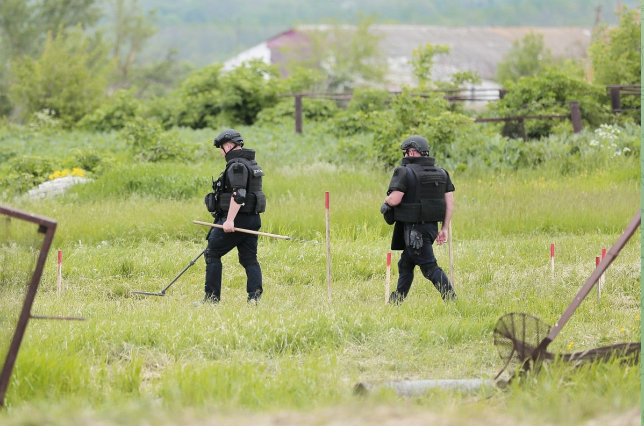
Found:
[436,229,448,245]
[223,219,235,233]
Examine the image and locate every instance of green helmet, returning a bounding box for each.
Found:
[213,129,244,148]
[401,135,430,156]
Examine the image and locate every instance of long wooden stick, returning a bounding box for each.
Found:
[385,252,391,305]
[193,220,290,239]
[325,192,332,301]
[448,222,454,286]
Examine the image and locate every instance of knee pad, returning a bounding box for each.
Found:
[420,261,440,280]
[397,257,414,273]
[239,256,259,268]
[204,248,221,265]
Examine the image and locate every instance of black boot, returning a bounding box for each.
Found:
[388,291,404,305]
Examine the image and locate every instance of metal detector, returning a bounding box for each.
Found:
[132,249,206,297]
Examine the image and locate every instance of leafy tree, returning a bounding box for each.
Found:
[496,32,554,84]
[488,68,607,138]
[589,7,640,86]
[279,14,387,92]
[411,43,450,87]
[9,26,113,127]
[218,59,283,125]
[173,63,224,128]
[107,0,158,90]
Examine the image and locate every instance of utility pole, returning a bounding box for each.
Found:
[593,5,602,28]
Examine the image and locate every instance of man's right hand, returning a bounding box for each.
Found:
[436,229,448,245]
[223,219,235,233]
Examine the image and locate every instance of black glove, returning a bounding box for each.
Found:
[381,203,395,225]
[409,228,423,250]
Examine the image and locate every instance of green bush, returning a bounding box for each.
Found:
[173,64,224,129]
[218,59,283,125]
[77,89,142,132]
[371,88,475,166]
[256,98,339,126]
[121,117,197,162]
[1,155,54,194]
[487,69,609,138]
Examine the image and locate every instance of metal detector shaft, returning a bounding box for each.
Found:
[159,249,205,294]
[193,220,321,244]
[132,249,205,296]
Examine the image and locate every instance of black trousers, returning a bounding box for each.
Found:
[395,222,455,300]
[204,213,262,301]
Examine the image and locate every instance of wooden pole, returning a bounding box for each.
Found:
[295,94,303,134]
[569,101,583,133]
[596,256,601,301]
[550,243,555,279]
[385,252,391,305]
[325,192,331,301]
[192,220,291,240]
[448,222,454,286]
[57,250,62,295]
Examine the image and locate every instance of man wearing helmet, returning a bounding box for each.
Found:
[201,129,267,304]
[381,135,457,303]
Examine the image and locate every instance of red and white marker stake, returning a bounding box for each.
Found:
[57,250,62,295]
[325,191,332,301]
[550,243,555,278]
[596,255,601,300]
[600,247,607,288]
[385,252,391,305]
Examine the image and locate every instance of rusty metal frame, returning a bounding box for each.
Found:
[530,209,641,363]
[0,205,57,407]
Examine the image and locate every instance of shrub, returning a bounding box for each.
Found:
[121,117,196,162]
[256,98,339,126]
[77,89,142,132]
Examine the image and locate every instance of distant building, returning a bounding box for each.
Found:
[223,24,592,96]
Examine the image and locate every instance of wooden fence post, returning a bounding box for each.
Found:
[609,87,621,112]
[295,94,303,134]
[569,101,583,133]
[498,89,507,99]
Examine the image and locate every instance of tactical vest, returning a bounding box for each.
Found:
[393,157,447,223]
[219,150,266,214]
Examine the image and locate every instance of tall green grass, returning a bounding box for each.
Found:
[0,127,640,425]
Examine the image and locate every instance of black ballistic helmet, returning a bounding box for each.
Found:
[214,129,244,148]
[401,135,430,156]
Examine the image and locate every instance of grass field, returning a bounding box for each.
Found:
[0,132,640,425]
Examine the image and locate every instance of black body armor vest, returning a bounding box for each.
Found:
[393,156,447,223]
[219,149,266,215]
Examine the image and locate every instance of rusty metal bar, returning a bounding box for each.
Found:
[0,205,57,408]
[30,315,85,321]
[474,114,569,123]
[294,94,302,134]
[569,101,583,133]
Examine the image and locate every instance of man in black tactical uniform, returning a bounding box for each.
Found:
[381,135,457,303]
[201,129,266,304]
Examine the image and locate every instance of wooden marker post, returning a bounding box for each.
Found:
[385,252,391,305]
[448,222,454,286]
[57,250,62,295]
[550,243,555,279]
[600,247,607,288]
[596,255,601,301]
[325,191,331,301]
